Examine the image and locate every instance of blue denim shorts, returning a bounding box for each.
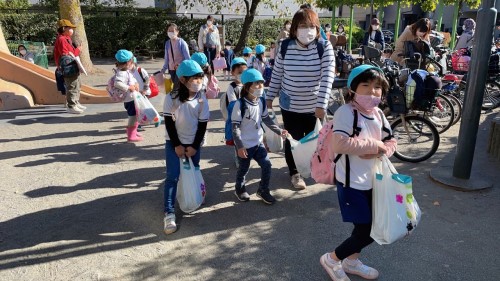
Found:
[336,180,373,224]
[124,100,136,116]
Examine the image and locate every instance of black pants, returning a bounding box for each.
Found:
[281,109,317,175]
[204,47,217,70]
[335,223,374,260]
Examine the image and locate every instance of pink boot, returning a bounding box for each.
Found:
[126,123,143,142]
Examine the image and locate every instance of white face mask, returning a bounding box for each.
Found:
[338,28,344,32]
[167,32,177,39]
[251,88,264,98]
[188,82,203,93]
[371,25,379,31]
[462,25,467,30]
[225,46,231,50]
[19,49,27,55]
[285,24,291,30]
[68,28,74,36]
[325,27,331,32]
[207,20,213,26]
[297,27,317,45]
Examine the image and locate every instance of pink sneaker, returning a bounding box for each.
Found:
[320,253,351,281]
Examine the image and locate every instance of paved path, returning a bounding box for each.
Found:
[1,59,499,280]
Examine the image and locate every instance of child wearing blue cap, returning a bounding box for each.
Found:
[192,52,219,99]
[220,57,248,121]
[113,49,143,142]
[249,44,268,75]
[243,47,253,66]
[162,59,210,235]
[320,65,397,281]
[231,68,287,204]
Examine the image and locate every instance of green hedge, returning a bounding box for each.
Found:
[0,13,365,58]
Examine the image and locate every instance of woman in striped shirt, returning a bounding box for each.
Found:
[266,8,336,189]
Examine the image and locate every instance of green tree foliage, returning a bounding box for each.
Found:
[178,0,285,54]
[0,0,30,9]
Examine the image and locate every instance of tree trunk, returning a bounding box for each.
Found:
[58,0,95,72]
[0,23,8,53]
[234,0,261,54]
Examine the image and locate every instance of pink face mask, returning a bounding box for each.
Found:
[354,92,381,113]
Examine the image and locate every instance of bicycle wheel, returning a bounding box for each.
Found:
[425,94,455,134]
[391,115,440,163]
[445,94,462,125]
[483,81,500,110]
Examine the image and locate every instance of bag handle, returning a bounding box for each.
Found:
[381,155,398,175]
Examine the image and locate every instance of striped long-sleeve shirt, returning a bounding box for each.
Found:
[266,39,336,113]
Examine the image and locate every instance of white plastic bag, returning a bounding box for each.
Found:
[263,111,283,153]
[177,158,205,213]
[133,92,161,127]
[370,156,421,245]
[287,119,322,178]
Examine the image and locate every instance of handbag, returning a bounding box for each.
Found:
[212,57,227,71]
[133,92,161,127]
[263,111,283,153]
[370,156,421,245]
[287,119,322,178]
[177,158,205,213]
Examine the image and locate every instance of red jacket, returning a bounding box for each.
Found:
[54,34,80,67]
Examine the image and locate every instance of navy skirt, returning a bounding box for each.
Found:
[336,180,373,224]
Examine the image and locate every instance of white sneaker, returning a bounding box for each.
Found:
[291,174,306,189]
[67,106,84,114]
[320,253,351,281]
[76,103,87,110]
[342,259,379,280]
[163,213,177,235]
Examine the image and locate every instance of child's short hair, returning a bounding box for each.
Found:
[225,41,232,46]
[231,63,246,73]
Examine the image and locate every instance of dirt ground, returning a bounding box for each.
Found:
[1,59,499,281]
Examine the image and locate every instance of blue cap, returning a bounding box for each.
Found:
[255,44,265,54]
[243,47,252,55]
[347,64,384,88]
[191,52,208,67]
[241,68,264,84]
[176,60,204,78]
[231,57,247,68]
[115,49,134,63]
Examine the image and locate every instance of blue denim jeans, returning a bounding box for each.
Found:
[235,143,272,193]
[164,140,201,214]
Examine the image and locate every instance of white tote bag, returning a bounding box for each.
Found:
[177,158,205,213]
[370,156,421,245]
[133,93,161,127]
[263,111,283,153]
[287,119,322,178]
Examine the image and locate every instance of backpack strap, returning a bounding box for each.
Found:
[227,82,239,106]
[334,109,360,188]
[279,38,325,60]
[138,67,146,83]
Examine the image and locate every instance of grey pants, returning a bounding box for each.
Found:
[64,75,81,108]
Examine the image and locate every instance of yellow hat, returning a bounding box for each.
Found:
[57,19,76,28]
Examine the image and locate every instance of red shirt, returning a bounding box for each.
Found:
[53,34,80,67]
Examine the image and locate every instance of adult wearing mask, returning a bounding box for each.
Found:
[390,18,431,65]
[161,23,190,93]
[17,45,34,63]
[363,18,385,51]
[336,24,346,36]
[53,19,84,114]
[266,8,336,189]
[455,18,475,50]
[198,15,220,69]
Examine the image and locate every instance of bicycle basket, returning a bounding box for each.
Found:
[406,71,442,111]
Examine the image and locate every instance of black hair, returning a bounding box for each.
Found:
[225,41,232,46]
[300,3,312,9]
[345,69,389,103]
[256,53,264,62]
[231,63,246,73]
[202,64,212,77]
[240,82,253,99]
[115,61,129,70]
[57,26,65,34]
[176,73,205,102]
[18,44,27,51]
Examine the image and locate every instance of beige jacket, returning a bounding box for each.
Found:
[390,26,430,64]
